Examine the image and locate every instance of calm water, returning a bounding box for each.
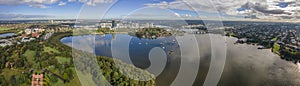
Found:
[0,33,15,38]
[61,34,300,86]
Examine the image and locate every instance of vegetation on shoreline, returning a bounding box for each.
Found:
[226,32,300,63]
[0,27,22,34]
[97,28,115,34]
[73,49,155,86]
[135,28,172,39]
[0,31,155,86]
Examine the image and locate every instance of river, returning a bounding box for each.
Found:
[61,34,300,86]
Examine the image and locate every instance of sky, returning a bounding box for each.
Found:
[0,0,299,22]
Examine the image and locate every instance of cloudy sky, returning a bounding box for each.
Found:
[0,0,299,21]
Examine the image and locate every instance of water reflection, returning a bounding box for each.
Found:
[61,34,300,86]
[0,33,15,38]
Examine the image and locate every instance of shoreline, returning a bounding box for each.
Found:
[227,36,300,68]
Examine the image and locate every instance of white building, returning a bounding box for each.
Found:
[0,40,12,47]
[25,28,45,34]
[21,37,35,42]
[25,29,32,34]
[100,23,113,28]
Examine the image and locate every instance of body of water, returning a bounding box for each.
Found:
[0,33,15,38]
[61,34,300,86]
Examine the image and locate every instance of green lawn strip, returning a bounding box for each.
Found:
[0,28,19,34]
[23,49,40,69]
[0,27,12,31]
[43,46,60,54]
[23,50,36,62]
[272,43,280,55]
[271,37,278,41]
[55,56,70,64]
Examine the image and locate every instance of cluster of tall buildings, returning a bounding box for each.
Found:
[99,20,154,30]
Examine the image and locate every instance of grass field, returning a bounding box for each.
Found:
[23,50,36,61]
[0,27,12,31]
[55,56,70,64]
[23,50,39,69]
[271,37,278,41]
[44,46,60,54]
[272,43,280,55]
[0,27,19,34]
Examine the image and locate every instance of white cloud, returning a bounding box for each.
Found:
[78,0,114,6]
[0,14,54,20]
[145,0,300,20]
[68,0,76,2]
[0,0,115,8]
[174,13,180,17]
[0,0,59,8]
[29,4,49,8]
[58,1,67,6]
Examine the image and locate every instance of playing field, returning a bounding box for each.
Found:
[0,27,12,31]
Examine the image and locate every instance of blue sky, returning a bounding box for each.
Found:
[0,0,83,19]
[0,0,184,19]
[0,0,299,21]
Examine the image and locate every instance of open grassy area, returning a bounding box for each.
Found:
[23,49,40,69]
[23,50,36,62]
[272,43,280,55]
[271,37,278,41]
[0,27,12,31]
[0,28,18,34]
[44,46,60,54]
[55,56,70,64]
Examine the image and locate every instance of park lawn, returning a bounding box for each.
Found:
[0,28,18,34]
[272,43,280,55]
[55,56,70,64]
[44,46,60,54]
[271,37,278,41]
[18,31,23,34]
[23,50,36,62]
[0,27,12,31]
[23,50,39,68]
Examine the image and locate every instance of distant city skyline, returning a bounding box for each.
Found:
[0,0,299,22]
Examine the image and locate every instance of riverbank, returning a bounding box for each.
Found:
[219,36,300,86]
[55,32,156,86]
[226,34,300,63]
